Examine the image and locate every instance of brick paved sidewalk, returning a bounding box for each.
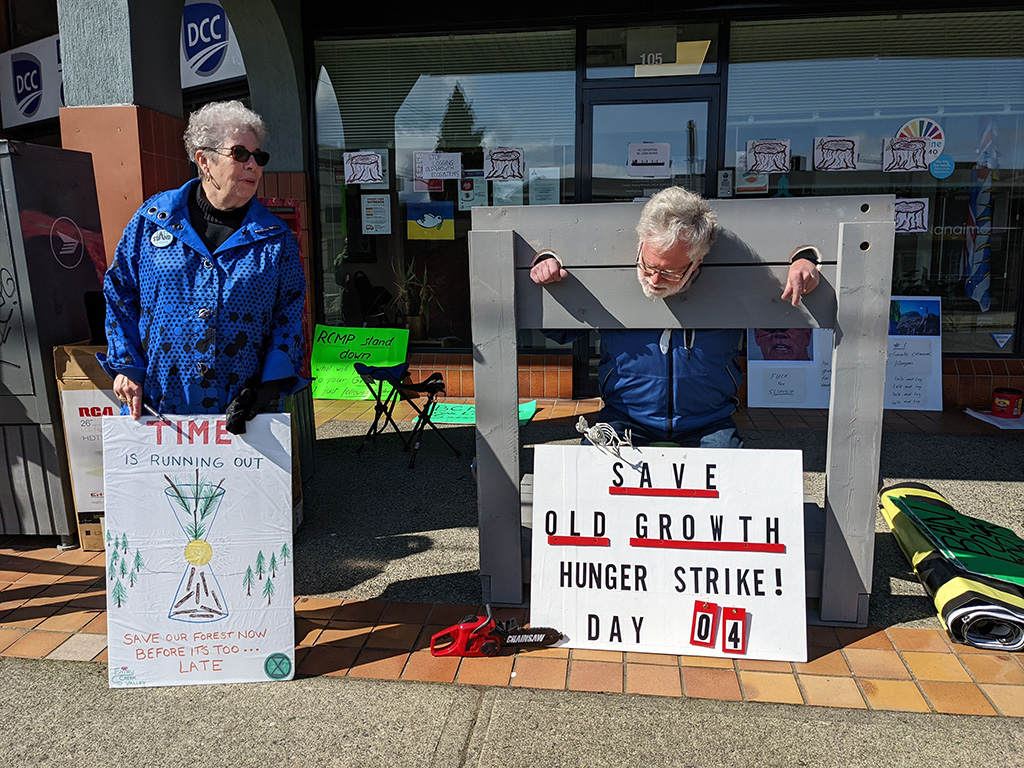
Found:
[2,539,1022,716]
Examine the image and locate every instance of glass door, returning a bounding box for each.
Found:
[581,86,720,203]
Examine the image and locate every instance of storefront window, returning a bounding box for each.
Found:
[313,31,575,346]
[727,12,1024,355]
[586,24,719,79]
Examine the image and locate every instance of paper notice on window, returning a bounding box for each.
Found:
[361,194,391,235]
[528,167,560,205]
[627,143,671,178]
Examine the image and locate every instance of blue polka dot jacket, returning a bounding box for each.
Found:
[98,179,308,414]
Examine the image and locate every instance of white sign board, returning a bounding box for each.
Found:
[531,446,807,661]
[0,34,63,129]
[180,0,247,89]
[103,415,294,688]
[627,142,671,178]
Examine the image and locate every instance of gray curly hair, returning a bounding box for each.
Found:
[183,100,268,165]
[635,187,718,262]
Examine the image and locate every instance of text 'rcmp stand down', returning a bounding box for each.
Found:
[469,197,895,626]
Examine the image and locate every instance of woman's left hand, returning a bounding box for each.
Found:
[781,260,821,307]
[113,374,143,420]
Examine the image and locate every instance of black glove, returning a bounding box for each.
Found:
[225,378,293,435]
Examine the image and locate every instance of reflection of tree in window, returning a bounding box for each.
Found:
[816,139,856,171]
[884,138,927,172]
[747,140,789,173]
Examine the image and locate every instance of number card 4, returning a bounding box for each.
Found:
[722,607,749,655]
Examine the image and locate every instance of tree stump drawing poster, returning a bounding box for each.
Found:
[102,414,294,688]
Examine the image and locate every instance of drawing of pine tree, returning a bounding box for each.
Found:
[129,569,137,588]
[110,547,120,566]
[280,542,291,565]
[243,566,255,596]
[111,580,128,607]
[256,550,266,580]
[108,559,117,581]
[269,553,277,579]
[119,558,128,579]
[106,530,113,547]
[262,576,275,605]
[121,533,129,554]
[133,549,144,573]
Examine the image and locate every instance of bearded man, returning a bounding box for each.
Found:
[530,187,820,447]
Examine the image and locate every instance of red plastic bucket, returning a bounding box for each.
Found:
[991,388,1023,418]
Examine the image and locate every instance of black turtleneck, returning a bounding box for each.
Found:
[187,180,251,253]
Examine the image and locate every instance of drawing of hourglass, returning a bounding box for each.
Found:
[164,474,229,623]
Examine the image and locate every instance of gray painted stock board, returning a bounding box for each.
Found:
[469,196,894,625]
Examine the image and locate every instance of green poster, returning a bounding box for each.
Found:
[896,497,1024,587]
[310,325,409,400]
[417,400,538,425]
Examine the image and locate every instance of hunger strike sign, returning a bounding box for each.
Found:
[102,414,294,688]
[530,446,807,661]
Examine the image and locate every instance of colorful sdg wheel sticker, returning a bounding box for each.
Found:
[896,118,945,163]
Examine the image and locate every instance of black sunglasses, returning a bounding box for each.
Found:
[203,145,271,167]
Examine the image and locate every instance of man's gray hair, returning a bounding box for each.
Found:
[635,187,718,261]
[183,100,268,164]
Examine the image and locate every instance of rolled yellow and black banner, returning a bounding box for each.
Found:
[879,482,1024,651]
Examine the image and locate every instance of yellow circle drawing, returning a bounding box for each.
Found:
[184,539,213,566]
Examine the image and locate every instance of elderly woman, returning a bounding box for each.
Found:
[98,100,306,433]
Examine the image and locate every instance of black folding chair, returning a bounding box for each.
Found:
[353,362,462,469]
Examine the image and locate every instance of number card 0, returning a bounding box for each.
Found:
[690,600,718,648]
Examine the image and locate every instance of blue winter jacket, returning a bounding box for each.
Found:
[549,328,744,439]
[98,179,308,414]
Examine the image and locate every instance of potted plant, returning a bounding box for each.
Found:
[392,261,443,340]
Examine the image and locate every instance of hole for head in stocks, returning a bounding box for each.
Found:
[860,241,870,251]
[861,203,870,212]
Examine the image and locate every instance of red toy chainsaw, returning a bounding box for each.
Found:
[430,606,563,657]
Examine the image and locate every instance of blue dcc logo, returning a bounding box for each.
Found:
[182,3,228,77]
[11,52,42,118]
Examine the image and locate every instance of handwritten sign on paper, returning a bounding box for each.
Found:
[310,325,409,400]
[103,415,294,688]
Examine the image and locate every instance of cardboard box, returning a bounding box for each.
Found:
[54,345,118,525]
[78,515,106,552]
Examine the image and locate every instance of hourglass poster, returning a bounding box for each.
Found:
[101,414,294,689]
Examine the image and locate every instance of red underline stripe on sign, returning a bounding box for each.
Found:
[548,536,611,547]
[629,538,786,553]
[608,487,720,498]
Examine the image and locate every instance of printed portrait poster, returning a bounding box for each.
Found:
[103,414,294,689]
[531,446,807,661]
[745,328,833,409]
[407,201,455,240]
